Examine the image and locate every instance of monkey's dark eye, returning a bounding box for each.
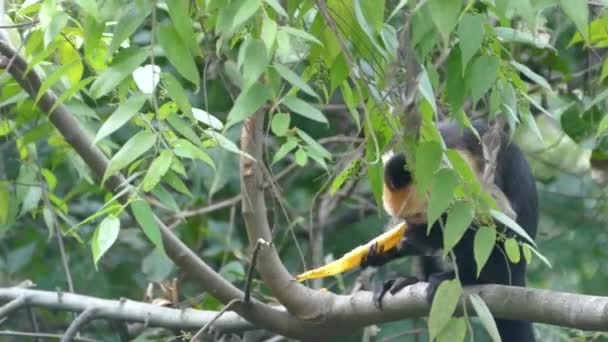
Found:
[384,154,411,190]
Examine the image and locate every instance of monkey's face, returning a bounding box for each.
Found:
[382,153,428,224]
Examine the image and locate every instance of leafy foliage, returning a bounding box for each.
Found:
[1,0,608,341]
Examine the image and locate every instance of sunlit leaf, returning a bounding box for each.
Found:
[192,108,224,130]
[92,215,120,267]
[505,238,521,263]
[271,113,290,136]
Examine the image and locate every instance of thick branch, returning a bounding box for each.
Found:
[239,111,332,319]
[0,287,251,332]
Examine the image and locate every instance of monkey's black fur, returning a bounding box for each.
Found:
[364,121,538,342]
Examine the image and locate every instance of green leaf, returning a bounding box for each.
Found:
[505,238,521,263]
[469,293,501,342]
[104,131,157,182]
[522,243,532,264]
[560,0,589,43]
[131,200,165,254]
[157,24,199,87]
[36,60,79,103]
[331,159,361,196]
[436,317,467,342]
[226,85,272,128]
[261,16,278,51]
[173,138,215,168]
[192,108,224,130]
[108,5,150,56]
[272,138,298,164]
[271,113,290,136]
[166,0,198,54]
[142,150,173,192]
[468,55,499,103]
[95,94,148,143]
[511,61,552,91]
[243,38,269,88]
[414,141,442,195]
[163,171,192,197]
[162,72,193,116]
[446,48,467,111]
[295,129,332,159]
[205,130,254,160]
[92,215,120,267]
[90,47,148,99]
[166,113,200,146]
[274,64,319,98]
[263,0,287,16]
[280,26,323,46]
[427,168,459,231]
[282,96,328,124]
[458,13,485,70]
[428,279,462,341]
[295,148,308,166]
[418,66,437,114]
[443,201,475,254]
[490,209,536,246]
[428,0,462,43]
[50,76,94,113]
[232,0,262,31]
[474,226,496,277]
[598,115,608,137]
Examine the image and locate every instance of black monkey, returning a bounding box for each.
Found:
[363,120,538,342]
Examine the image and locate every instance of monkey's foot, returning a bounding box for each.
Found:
[373,276,419,309]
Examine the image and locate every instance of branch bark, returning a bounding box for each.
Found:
[0,287,252,332]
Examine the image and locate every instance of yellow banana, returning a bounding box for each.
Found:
[296,222,407,281]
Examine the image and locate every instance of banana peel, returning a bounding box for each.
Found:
[296,222,407,281]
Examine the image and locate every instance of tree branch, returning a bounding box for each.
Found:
[0,287,252,332]
[0,39,323,340]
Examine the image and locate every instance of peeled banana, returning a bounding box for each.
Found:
[296,222,407,281]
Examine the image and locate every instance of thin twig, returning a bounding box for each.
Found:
[0,295,26,317]
[190,298,241,341]
[244,239,269,303]
[0,19,39,29]
[61,307,98,342]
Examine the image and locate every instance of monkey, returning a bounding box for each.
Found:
[362,120,538,342]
